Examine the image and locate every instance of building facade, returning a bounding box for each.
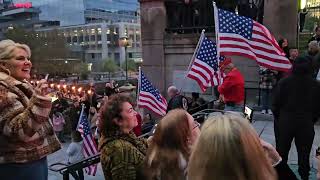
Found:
[0,0,141,72]
[11,0,139,26]
[36,22,141,71]
[307,0,320,17]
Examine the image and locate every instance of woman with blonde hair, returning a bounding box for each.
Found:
[0,40,61,180]
[188,114,277,180]
[145,109,200,180]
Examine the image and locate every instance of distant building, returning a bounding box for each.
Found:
[307,0,320,17]
[0,0,141,72]
[0,1,59,39]
[36,22,141,71]
[11,0,139,26]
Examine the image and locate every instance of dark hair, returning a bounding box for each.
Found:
[145,109,191,180]
[292,55,313,75]
[99,94,134,136]
[71,131,82,142]
[316,26,320,32]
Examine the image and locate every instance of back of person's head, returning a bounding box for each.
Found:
[188,115,276,180]
[167,86,179,98]
[145,109,191,180]
[191,92,199,99]
[292,55,313,75]
[308,41,319,56]
[71,131,82,142]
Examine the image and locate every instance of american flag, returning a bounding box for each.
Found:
[214,7,292,72]
[77,105,98,176]
[187,35,225,92]
[138,71,167,116]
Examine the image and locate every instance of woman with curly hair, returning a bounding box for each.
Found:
[98,94,147,180]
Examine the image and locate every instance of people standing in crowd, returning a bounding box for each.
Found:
[189,92,207,114]
[145,109,200,180]
[308,26,320,45]
[67,131,84,164]
[307,41,319,57]
[289,48,299,63]
[313,53,320,80]
[188,115,277,180]
[142,113,155,134]
[259,67,277,115]
[272,55,320,180]
[99,94,148,180]
[0,40,61,180]
[278,38,290,58]
[166,86,189,113]
[105,81,118,97]
[52,110,66,143]
[218,57,245,112]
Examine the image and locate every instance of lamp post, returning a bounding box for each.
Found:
[119,36,130,81]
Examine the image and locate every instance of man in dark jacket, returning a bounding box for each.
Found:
[272,55,320,180]
[166,86,188,113]
[308,26,320,45]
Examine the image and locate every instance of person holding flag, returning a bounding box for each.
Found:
[77,104,99,176]
[218,57,245,112]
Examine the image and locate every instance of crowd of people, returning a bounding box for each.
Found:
[0,24,320,180]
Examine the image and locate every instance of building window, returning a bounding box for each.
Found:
[85,35,89,41]
[128,53,133,58]
[91,53,95,59]
[79,36,84,42]
[97,35,102,41]
[72,36,77,43]
[66,37,71,43]
[91,35,96,41]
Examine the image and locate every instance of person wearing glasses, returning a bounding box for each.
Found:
[0,40,61,180]
[144,109,200,180]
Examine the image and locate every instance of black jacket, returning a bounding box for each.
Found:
[167,95,188,113]
[272,74,320,123]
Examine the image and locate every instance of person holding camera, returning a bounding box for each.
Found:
[0,40,60,180]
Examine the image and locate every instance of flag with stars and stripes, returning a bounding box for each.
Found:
[214,6,292,72]
[187,35,225,92]
[138,70,167,116]
[77,105,98,176]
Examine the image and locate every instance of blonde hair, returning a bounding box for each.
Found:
[0,39,31,61]
[188,115,277,180]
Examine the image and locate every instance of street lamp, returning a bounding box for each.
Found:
[119,36,130,81]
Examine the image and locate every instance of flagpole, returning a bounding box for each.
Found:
[213,1,221,66]
[137,66,141,104]
[76,104,85,130]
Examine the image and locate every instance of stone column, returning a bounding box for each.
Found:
[139,0,167,92]
[264,0,298,46]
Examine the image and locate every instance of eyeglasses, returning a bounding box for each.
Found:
[193,121,200,130]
